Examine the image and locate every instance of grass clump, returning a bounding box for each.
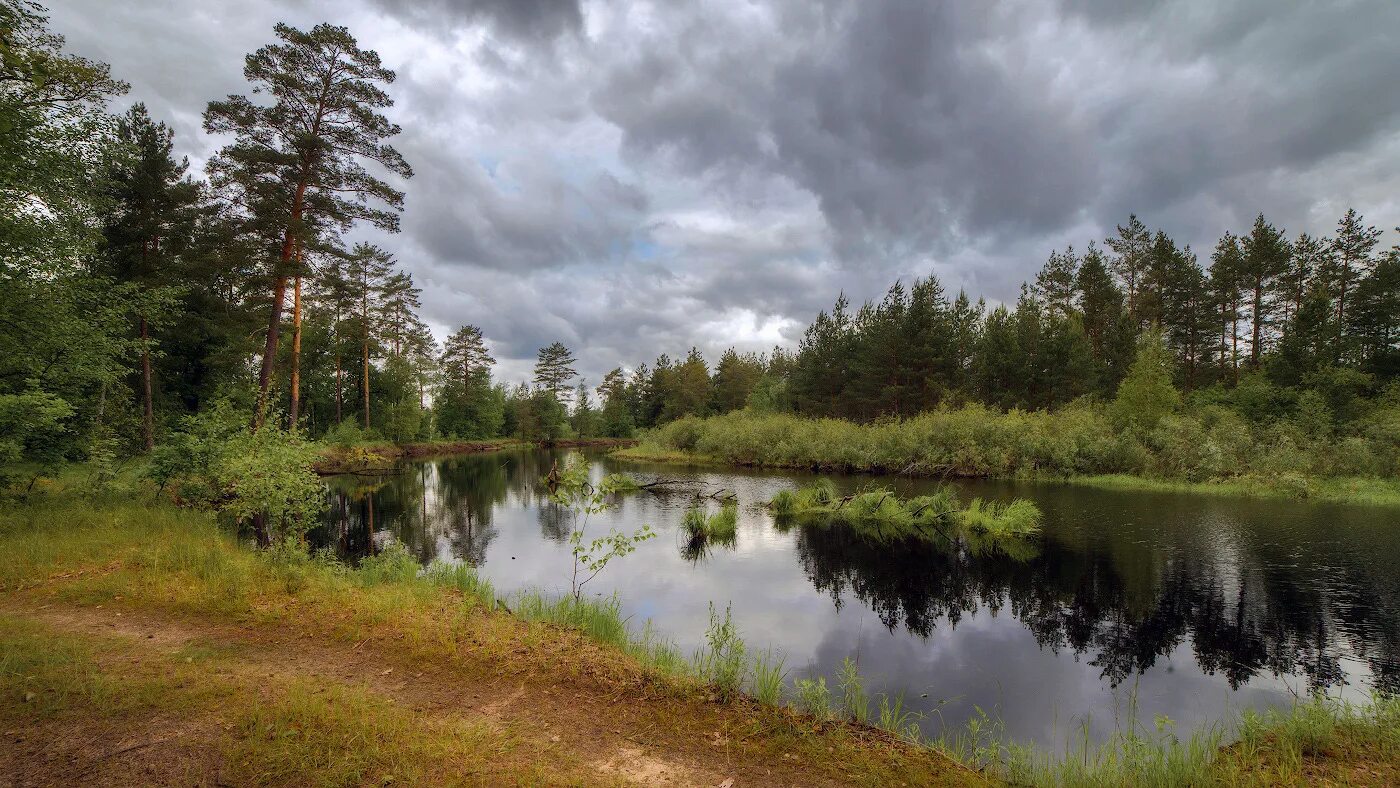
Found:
[682,501,739,542]
[694,602,747,701]
[750,649,787,706]
[354,542,420,586]
[769,480,1041,543]
[958,497,1043,536]
[421,560,496,609]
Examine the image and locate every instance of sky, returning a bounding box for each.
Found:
[50,0,1400,387]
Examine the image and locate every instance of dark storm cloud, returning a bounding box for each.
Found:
[368,0,582,41]
[595,1,1099,260]
[47,0,1400,385]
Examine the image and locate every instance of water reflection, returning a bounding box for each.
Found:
[311,448,1400,743]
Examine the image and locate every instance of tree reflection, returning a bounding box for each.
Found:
[793,519,1398,693]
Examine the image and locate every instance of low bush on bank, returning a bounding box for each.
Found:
[626,404,1400,490]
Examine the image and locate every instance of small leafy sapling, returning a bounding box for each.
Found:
[548,456,654,601]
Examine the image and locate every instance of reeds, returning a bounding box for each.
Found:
[958,497,1043,536]
[682,501,739,542]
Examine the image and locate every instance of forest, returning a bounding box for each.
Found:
[6,0,1400,497]
[6,3,1400,785]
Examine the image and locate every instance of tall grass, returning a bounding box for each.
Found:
[751,649,787,706]
[682,501,739,542]
[694,603,747,700]
[620,408,1400,502]
[421,560,497,609]
[768,480,1040,544]
[958,497,1043,536]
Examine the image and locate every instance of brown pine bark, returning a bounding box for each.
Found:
[139,316,154,452]
[335,355,343,424]
[289,273,303,427]
[252,161,312,430]
[362,319,371,429]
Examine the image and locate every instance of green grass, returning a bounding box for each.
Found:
[5,489,1397,786]
[1068,473,1400,507]
[682,501,739,542]
[768,480,1040,544]
[618,409,1400,508]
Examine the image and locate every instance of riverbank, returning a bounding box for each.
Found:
[315,437,637,474]
[3,491,1397,785]
[612,411,1400,507]
[0,492,977,786]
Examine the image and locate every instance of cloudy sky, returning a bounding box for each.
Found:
[52,0,1400,386]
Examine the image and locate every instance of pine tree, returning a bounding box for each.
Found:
[204,23,412,428]
[1349,240,1400,376]
[311,251,358,424]
[666,347,710,420]
[1034,247,1080,319]
[533,342,577,399]
[1113,328,1180,432]
[1280,232,1329,326]
[710,348,764,414]
[905,275,955,411]
[380,271,422,358]
[346,243,395,428]
[1327,209,1382,360]
[1209,233,1246,383]
[441,325,494,395]
[102,103,201,449]
[1239,214,1290,368]
[597,367,635,437]
[1106,215,1153,324]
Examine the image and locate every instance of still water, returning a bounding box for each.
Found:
[311,448,1400,748]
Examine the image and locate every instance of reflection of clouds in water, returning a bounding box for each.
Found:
[312,448,1400,748]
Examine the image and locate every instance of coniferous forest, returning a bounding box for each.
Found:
[6,0,1400,488]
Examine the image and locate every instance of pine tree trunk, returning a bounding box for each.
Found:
[253,275,287,429]
[289,274,303,427]
[1251,279,1264,367]
[140,315,154,452]
[363,327,371,429]
[253,168,310,431]
[1230,297,1240,384]
[335,355,343,424]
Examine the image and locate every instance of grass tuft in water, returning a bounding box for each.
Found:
[958,497,1043,536]
[769,481,1040,545]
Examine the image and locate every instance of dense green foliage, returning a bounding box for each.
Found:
[630,395,1400,492]
[600,212,1400,466]
[3,0,1398,502]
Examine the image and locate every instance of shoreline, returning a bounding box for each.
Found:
[610,445,1400,507]
[3,493,1394,785]
[315,437,638,474]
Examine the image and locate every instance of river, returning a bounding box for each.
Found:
[311,447,1400,749]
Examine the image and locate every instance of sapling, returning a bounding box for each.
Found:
[548,456,654,601]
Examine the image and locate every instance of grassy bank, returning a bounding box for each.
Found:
[0,491,979,786]
[613,410,1400,506]
[3,490,1397,784]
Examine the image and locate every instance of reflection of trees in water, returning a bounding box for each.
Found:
[794,522,1399,694]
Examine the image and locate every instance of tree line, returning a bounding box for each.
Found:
[5,0,1399,484]
[583,211,1398,434]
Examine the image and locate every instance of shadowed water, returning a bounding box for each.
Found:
[310,447,1400,748]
